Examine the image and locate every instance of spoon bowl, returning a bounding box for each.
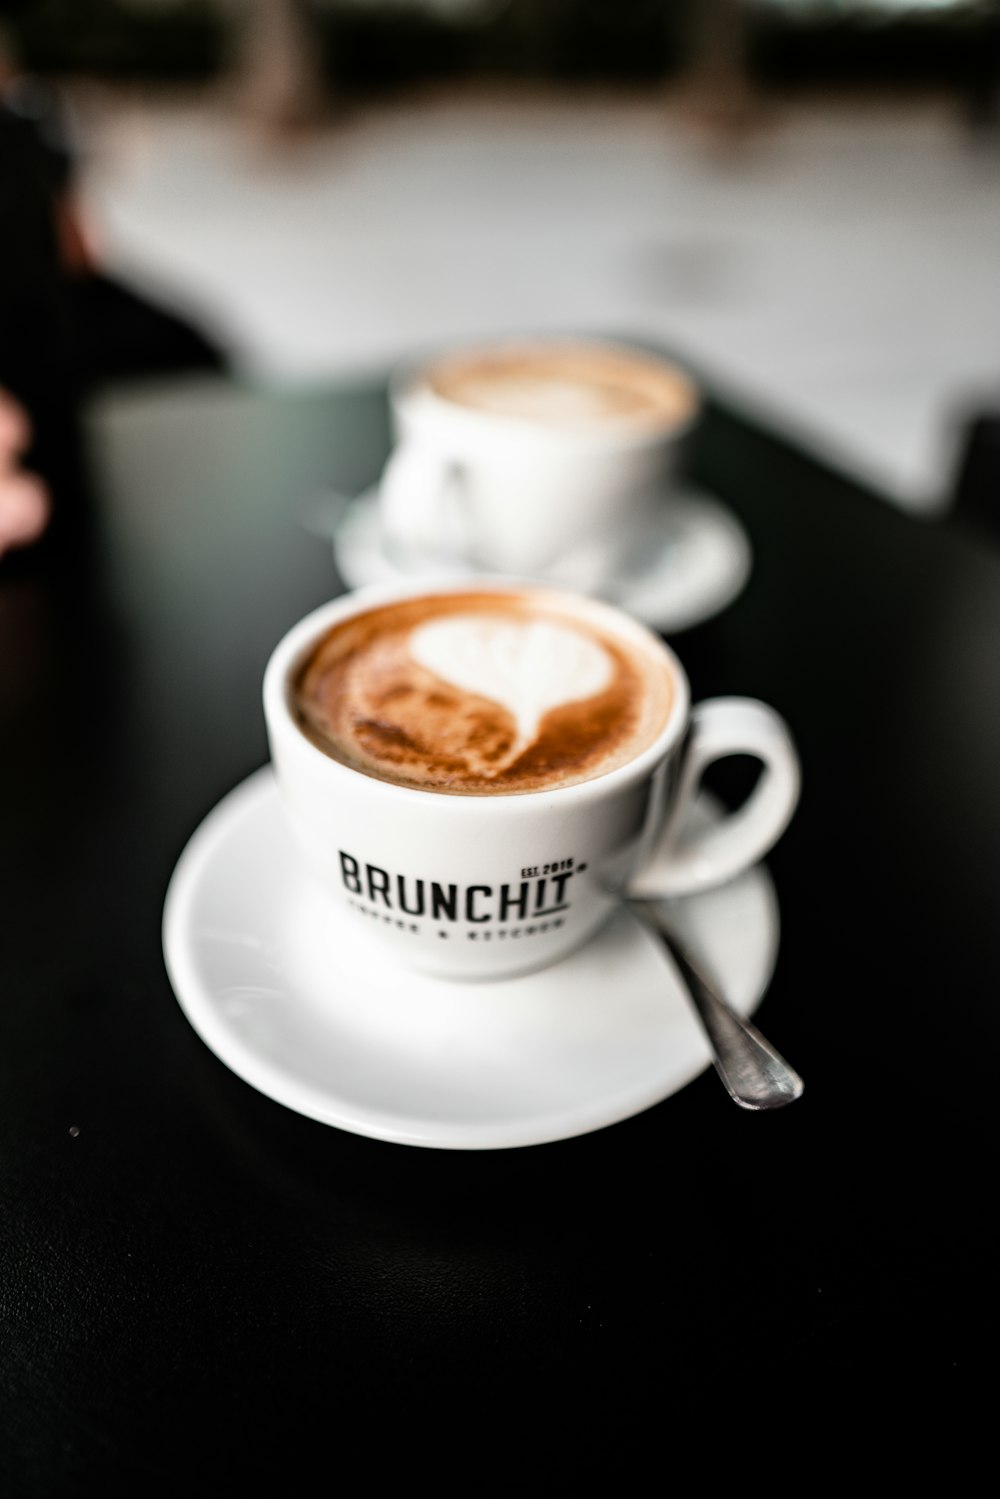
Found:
[628,895,804,1110]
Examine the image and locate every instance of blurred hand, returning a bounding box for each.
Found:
[0,391,50,558]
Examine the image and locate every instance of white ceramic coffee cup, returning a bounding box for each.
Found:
[263,580,798,981]
[378,339,699,579]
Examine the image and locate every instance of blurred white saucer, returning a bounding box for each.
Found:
[162,767,779,1150]
[325,485,751,634]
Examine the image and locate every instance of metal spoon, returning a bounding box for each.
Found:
[628,896,804,1110]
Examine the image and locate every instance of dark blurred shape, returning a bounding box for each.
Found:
[0,75,82,562]
[69,273,227,388]
[9,0,224,82]
[963,0,1000,130]
[0,64,227,567]
[951,410,1000,543]
[747,1,1000,120]
[3,0,997,108]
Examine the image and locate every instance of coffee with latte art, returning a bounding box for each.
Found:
[425,343,695,433]
[292,591,674,795]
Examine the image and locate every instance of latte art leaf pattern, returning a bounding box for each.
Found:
[410,615,612,756]
[292,591,673,793]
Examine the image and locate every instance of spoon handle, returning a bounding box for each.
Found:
[631,899,804,1111]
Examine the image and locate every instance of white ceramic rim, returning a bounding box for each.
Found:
[387,335,701,453]
[263,577,691,815]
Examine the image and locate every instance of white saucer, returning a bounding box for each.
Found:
[163,768,779,1150]
[329,486,751,635]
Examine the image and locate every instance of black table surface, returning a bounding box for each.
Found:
[2,372,995,1486]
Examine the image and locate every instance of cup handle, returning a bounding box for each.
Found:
[379,441,470,561]
[628,697,800,898]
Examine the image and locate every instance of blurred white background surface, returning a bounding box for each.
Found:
[78,91,1000,511]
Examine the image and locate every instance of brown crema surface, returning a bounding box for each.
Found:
[426,343,695,431]
[291,593,674,795]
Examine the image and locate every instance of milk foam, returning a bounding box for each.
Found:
[293,590,673,794]
[427,344,696,432]
[453,376,626,425]
[410,614,612,758]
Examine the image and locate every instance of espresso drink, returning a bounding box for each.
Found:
[425,343,695,433]
[292,591,674,795]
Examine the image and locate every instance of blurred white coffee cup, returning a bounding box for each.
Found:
[378,338,700,580]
